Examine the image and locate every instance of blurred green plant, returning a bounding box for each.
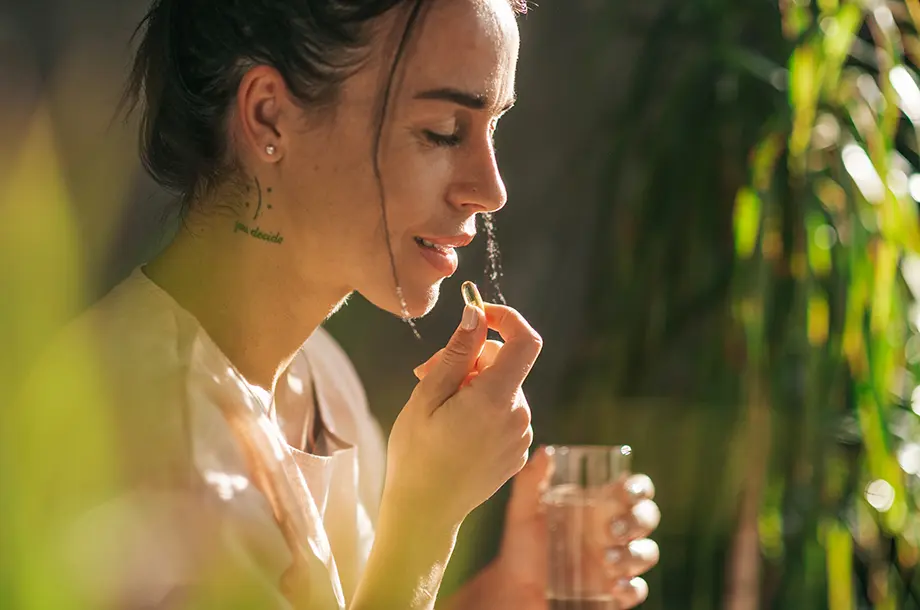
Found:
[557,0,920,608]
[731,0,920,607]
[556,1,788,607]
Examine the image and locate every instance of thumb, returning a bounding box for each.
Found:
[413,348,445,379]
[414,304,486,409]
[506,446,553,524]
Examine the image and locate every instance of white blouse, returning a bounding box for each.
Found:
[24,268,386,609]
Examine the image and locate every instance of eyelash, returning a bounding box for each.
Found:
[423,129,463,148]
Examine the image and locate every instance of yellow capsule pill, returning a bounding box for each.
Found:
[461,280,485,311]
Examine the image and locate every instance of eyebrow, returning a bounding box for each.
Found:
[414,87,516,114]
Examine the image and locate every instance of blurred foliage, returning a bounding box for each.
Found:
[556,0,920,608]
[564,0,788,406]
[553,1,790,607]
[733,1,920,607]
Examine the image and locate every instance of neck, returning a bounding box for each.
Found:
[145,212,351,393]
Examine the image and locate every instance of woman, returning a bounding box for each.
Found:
[26,0,660,608]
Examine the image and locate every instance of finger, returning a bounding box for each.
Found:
[615,474,656,505]
[414,340,504,380]
[413,348,445,379]
[611,577,649,609]
[609,499,661,544]
[459,370,479,388]
[605,539,660,579]
[474,304,543,398]
[505,445,553,525]
[474,339,504,371]
[413,305,487,410]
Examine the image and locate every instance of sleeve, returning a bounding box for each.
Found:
[11,328,294,610]
[57,490,294,610]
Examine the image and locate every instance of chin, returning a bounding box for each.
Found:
[363,277,444,320]
[403,279,443,319]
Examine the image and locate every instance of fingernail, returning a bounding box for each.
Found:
[627,480,646,499]
[461,304,479,331]
[634,500,661,529]
[628,538,659,562]
[412,365,422,379]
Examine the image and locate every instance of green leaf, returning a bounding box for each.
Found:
[752,132,786,191]
[870,240,897,334]
[808,293,830,345]
[806,211,834,276]
[790,43,819,167]
[785,3,814,38]
[733,187,762,258]
[823,5,864,95]
[825,520,853,610]
[843,260,870,375]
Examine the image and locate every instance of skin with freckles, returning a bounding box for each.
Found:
[237,0,517,317]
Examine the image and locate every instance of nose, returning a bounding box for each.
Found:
[446,140,507,214]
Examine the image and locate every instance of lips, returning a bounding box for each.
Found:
[415,237,453,253]
[414,233,476,249]
[414,233,475,277]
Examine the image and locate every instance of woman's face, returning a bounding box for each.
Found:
[266,0,520,318]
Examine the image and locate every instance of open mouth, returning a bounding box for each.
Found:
[414,235,460,277]
[414,236,454,253]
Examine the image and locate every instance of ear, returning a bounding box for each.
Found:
[235,65,294,164]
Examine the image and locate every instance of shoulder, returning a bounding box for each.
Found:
[37,268,193,375]
[20,269,199,492]
[16,274,326,608]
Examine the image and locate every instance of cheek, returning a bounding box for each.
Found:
[285,141,373,229]
[383,146,454,231]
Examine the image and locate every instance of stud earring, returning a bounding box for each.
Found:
[265,144,276,156]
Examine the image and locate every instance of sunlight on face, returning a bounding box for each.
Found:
[276,0,521,318]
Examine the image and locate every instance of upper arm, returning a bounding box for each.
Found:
[13,328,290,610]
[55,490,294,610]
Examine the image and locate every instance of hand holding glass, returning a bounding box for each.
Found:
[543,445,635,610]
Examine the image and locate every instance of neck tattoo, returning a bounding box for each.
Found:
[235,177,284,245]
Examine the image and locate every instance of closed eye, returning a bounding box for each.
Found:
[423,129,462,147]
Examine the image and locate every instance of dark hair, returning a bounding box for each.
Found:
[124,0,525,318]
[123,0,526,205]
[125,0,395,205]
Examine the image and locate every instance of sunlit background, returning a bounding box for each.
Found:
[2,0,919,608]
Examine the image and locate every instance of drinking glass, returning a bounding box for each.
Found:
[543,445,632,610]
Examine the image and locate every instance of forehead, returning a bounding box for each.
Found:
[399,0,520,109]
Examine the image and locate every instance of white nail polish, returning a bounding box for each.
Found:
[628,538,658,560]
[627,480,645,498]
